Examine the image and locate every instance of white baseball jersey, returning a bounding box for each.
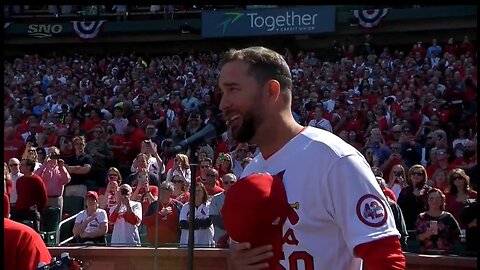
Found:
[241,126,399,270]
[109,200,143,246]
[179,202,215,247]
[75,208,108,234]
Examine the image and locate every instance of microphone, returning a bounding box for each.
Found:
[172,120,226,154]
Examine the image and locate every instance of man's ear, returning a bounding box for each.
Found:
[265,79,281,102]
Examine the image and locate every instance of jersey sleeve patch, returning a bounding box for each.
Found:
[355,194,388,227]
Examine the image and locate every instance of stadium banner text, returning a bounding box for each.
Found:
[202,6,336,38]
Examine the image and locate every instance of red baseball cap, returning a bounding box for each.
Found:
[85,191,99,201]
[222,172,290,270]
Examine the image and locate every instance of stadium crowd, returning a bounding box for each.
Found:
[3,34,477,255]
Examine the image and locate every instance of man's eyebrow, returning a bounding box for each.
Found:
[219,82,240,87]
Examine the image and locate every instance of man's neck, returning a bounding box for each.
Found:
[256,113,304,159]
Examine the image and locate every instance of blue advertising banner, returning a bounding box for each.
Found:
[202,6,335,38]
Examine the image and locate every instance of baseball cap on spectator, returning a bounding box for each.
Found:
[222,172,290,269]
[85,191,99,201]
[119,184,133,194]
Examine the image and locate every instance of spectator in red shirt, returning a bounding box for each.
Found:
[450,139,477,171]
[459,35,475,57]
[375,176,397,202]
[203,167,224,198]
[171,174,190,204]
[143,181,183,245]
[427,149,456,178]
[445,169,477,229]
[374,103,390,133]
[215,152,234,180]
[123,121,147,163]
[3,126,24,163]
[131,168,159,217]
[11,158,47,232]
[82,108,103,139]
[444,37,459,57]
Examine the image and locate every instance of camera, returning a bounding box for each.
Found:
[138,173,148,182]
[120,188,129,196]
[49,154,61,160]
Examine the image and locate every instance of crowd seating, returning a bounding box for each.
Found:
[3,27,477,259]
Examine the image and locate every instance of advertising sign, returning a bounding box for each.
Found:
[202,6,335,38]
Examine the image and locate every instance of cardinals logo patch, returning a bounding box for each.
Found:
[355,194,387,227]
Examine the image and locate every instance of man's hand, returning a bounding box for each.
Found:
[57,159,65,168]
[228,242,273,270]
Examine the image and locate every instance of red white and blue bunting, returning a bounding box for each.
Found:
[353,8,389,28]
[71,20,106,39]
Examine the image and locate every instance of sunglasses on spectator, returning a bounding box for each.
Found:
[172,180,183,184]
[411,172,423,176]
[160,187,173,192]
[393,171,402,176]
[206,173,217,178]
[452,176,464,180]
[223,181,235,185]
[9,163,19,167]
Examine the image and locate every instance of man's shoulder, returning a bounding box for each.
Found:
[4,218,38,237]
[211,191,225,202]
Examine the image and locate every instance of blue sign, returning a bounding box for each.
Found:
[202,6,336,38]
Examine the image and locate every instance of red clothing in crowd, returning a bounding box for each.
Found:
[207,184,224,197]
[445,190,477,229]
[14,174,47,211]
[109,205,140,225]
[3,137,25,163]
[132,185,159,216]
[142,198,181,244]
[195,175,222,188]
[4,218,52,270]
[383,187,397,202]
[164,157,175,175]
[173,192,190,204]
[5,178,14,196]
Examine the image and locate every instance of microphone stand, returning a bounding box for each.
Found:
[187,163,197,270]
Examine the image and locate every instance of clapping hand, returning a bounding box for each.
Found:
[161,206,173,216]
[57,159,65,168]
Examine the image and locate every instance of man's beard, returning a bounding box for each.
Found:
[232,111,257,143]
